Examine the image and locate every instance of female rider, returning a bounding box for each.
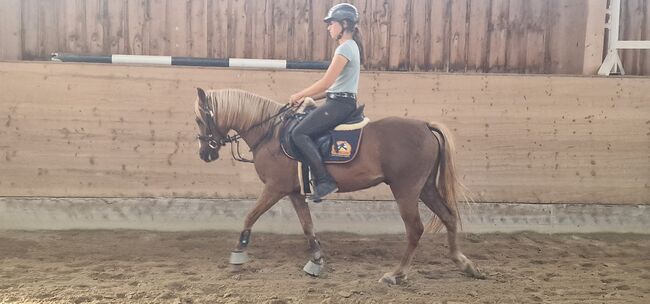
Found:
[289,3,364,203]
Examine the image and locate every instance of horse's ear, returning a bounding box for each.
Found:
[197,88,207,105]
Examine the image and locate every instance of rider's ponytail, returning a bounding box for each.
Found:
[352,27,365,66]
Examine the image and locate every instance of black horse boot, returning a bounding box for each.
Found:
[298,139,338,203]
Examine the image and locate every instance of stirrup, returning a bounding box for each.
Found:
[308,194,324,203]
[309,181,338,203]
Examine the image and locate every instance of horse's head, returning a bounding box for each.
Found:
[194,88,226,162]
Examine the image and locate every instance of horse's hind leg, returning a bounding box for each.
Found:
[420,181,484,279]
[230,186,285,271]
[288,193,324,276]
[380,188,424,285]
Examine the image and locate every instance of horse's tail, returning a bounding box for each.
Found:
[425,122,469,233]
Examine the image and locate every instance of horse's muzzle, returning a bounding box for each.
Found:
[200,148,219,162]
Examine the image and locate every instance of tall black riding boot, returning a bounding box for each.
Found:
[297,138,338,203]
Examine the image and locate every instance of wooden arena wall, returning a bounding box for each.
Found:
[0,62,648,204]
[1,0,649,75]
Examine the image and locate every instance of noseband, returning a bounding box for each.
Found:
[196,103,229,149]
[196,99,292,163]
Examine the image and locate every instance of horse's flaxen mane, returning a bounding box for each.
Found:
[197,89,285,135]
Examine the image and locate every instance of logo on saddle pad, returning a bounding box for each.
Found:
[331,141,352,157]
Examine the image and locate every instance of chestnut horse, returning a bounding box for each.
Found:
[194,88,484,284]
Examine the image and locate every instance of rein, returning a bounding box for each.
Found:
[197,101,294,163]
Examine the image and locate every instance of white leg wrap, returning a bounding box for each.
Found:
[303,258,324,277]
[229,251,249,265]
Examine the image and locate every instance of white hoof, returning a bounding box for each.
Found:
[379,272,407,285]
[303,259,324,277]
[229,251,249,265]
[453,253,486,279]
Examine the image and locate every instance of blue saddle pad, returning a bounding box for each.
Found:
[280,114,366,164]
[279,107,368,194]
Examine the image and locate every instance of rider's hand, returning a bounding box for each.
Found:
[289,93,305,107]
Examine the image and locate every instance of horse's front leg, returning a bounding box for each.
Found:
[230,186,286,271]
[288,193,324,277]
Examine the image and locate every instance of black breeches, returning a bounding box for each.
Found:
[291,97,357,148]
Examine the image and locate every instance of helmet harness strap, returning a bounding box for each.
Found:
[335,20,354,41]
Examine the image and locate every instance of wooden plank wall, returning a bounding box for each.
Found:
[1,0,649,75]
[0,62,648,204]
[0,0,22,60]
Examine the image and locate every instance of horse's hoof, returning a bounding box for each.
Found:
[458,258,486,279]
[463,265,486,279]
[303,258,324,277]
[230,263,244,273]
[378,272,407,285]
[453,253,486,279]
[229,250,249,265]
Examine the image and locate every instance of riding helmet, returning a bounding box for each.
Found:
[323,3,359,24]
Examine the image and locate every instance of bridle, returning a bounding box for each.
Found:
[196,99,293,163]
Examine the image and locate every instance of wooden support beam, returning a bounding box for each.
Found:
[582,0,607,75]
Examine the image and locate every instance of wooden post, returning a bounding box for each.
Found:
[0,0,22,60]
[583,0,607,75]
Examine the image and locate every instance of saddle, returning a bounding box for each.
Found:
[280,99,369,165]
